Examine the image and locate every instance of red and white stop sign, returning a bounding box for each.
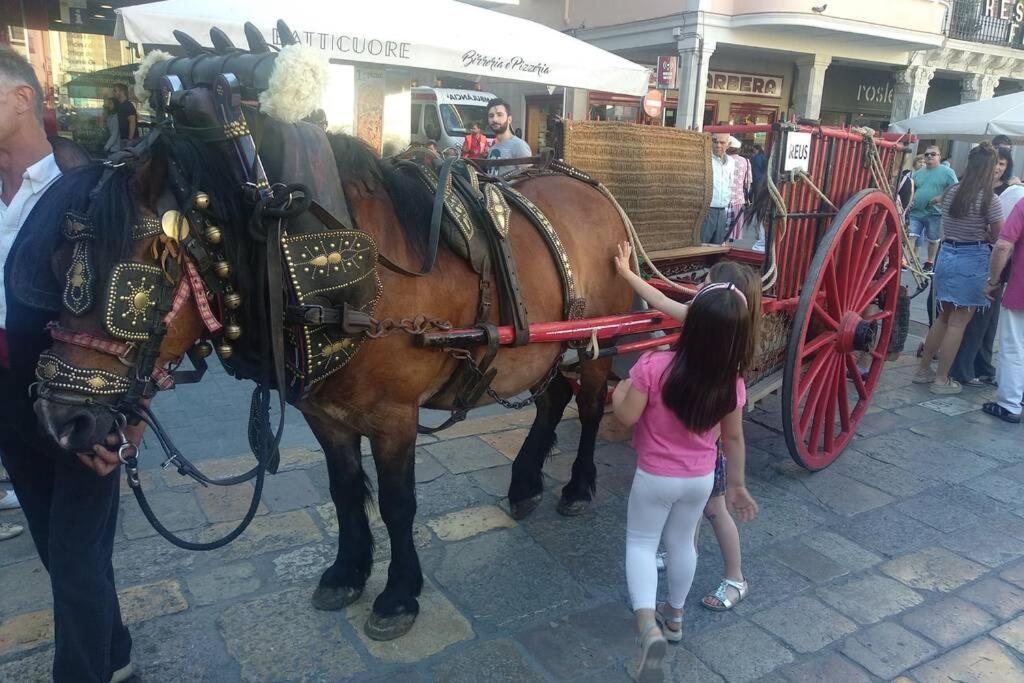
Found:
[643,89,664,118]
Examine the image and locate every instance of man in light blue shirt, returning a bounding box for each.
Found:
[701,133,734,244]
[485,97,532,176]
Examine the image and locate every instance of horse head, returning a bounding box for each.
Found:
[33,20,325,452]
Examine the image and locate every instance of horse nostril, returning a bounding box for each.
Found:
[58,413,96,450]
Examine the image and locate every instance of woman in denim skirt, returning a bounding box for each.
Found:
[914,143,1005,394]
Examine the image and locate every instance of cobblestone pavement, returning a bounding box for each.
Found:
[3,323,1024,680]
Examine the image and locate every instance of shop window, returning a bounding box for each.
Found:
[589,103,640,123]
[9,26,26,45]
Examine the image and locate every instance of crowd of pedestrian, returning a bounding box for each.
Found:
[910,136,1024,424]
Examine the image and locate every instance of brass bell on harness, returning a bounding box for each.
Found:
[213,261,231,279]
[205,225,223,245]
[194,192,211,210]
[216,342,234,359]
[193,341,213,358]
[160,209,189,241]
[223,292,242,309]
[224,323,242,340]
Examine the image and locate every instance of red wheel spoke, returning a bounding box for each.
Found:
[855,267,898,313]
[837,361,852,433]
[806,355,839,451]
[812,301,840,330]
[865,309,893,322]
[800,354,836,435]
[838,223,857,310]
[870,349,885,360]
[853,232,898,306]
[845,353,868,400]
[821,355,842,453]
[799,343,837,402]
[824,259,845,319]
[802,330,838,359]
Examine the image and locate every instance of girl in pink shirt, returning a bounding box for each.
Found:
[612,269,758,680]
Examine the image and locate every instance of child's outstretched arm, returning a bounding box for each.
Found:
[720,405,758,522]
[613,241,689,322]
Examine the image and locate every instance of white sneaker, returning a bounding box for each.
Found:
[656,550,667,571]
[0,490,20,510]
[109,661,135,683]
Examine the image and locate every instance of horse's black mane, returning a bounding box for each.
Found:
[324,132,434,257]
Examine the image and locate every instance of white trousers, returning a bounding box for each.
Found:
[997,307,1024,415]
[626,468,714,611]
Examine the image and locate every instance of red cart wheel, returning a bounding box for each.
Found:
[782,189,902,470]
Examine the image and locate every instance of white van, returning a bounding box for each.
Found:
[411,87,497,153]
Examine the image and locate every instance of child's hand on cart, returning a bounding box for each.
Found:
[614,241,633,275]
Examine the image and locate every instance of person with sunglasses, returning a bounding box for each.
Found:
[910,145,958,272]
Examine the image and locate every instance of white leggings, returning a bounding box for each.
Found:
[626,468,714,611]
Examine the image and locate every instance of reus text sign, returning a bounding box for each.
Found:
[784,132,812,172]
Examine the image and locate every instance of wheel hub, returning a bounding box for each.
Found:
[837,313,879,354]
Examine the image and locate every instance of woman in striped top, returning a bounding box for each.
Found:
[914,143,1005,394]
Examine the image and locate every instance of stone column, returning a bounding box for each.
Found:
[675,36,716,131]
[950,73,1002,172]
[792,55,832,120]
[960,73,1001,103]
[890,65,935,123]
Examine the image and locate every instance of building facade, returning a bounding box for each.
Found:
[494,0,1024,161]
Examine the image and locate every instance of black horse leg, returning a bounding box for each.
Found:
[365,424,422,641]
[558,357,612,516]
[303,414,374,611]
[508,371,574,520]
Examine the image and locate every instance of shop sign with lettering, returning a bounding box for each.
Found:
[706,71,782,99]
[657,56,678,89]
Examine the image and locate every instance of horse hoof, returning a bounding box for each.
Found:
[311,585,363,611]
[365,609,418,641]
[510,494,543,520]
[556,498,590,517]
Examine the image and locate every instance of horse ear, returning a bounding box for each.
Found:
[173,30,208,57]
[276,20,297,46]
[209,27,236,54]
[244,22,270,53]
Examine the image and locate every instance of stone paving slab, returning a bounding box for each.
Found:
[5,373,1024,682]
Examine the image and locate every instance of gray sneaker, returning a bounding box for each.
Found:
[0,522,24,541]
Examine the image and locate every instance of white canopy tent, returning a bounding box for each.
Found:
[889,91,1024,143]
[114,0,651,96]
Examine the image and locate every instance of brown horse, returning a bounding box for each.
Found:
[30,84,632,640]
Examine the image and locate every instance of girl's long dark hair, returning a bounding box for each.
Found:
[708,261,761,371]
[950,143,997,219]
[661,286,751,433]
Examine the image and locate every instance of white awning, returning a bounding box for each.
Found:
[115,0,651,96]
[889,91,1024,143]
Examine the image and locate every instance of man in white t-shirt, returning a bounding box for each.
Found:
[0,46,136,683]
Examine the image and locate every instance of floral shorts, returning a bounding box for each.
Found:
[711,443,726,497]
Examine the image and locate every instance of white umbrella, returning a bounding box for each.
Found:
[889,91,1024,142]
[115,0,651,96]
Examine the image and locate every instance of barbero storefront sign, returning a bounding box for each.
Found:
[706,71,783,99]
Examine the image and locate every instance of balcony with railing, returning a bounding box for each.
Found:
[946,0,1024,49]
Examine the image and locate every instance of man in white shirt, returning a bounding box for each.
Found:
[701,133,734,245]
[0,47,135,683]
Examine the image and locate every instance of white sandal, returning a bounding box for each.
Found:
[629,623,667,682]
[702,578,749,611]
[654,602,683,642]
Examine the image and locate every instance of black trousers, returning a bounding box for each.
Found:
[1,432,131,682]
[951,288,1002,383]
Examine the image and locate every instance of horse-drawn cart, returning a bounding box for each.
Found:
[427,120,915,471]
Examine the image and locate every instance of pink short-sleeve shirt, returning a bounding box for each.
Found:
[628,351,746,478]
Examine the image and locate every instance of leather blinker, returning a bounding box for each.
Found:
[102,263,166,341]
